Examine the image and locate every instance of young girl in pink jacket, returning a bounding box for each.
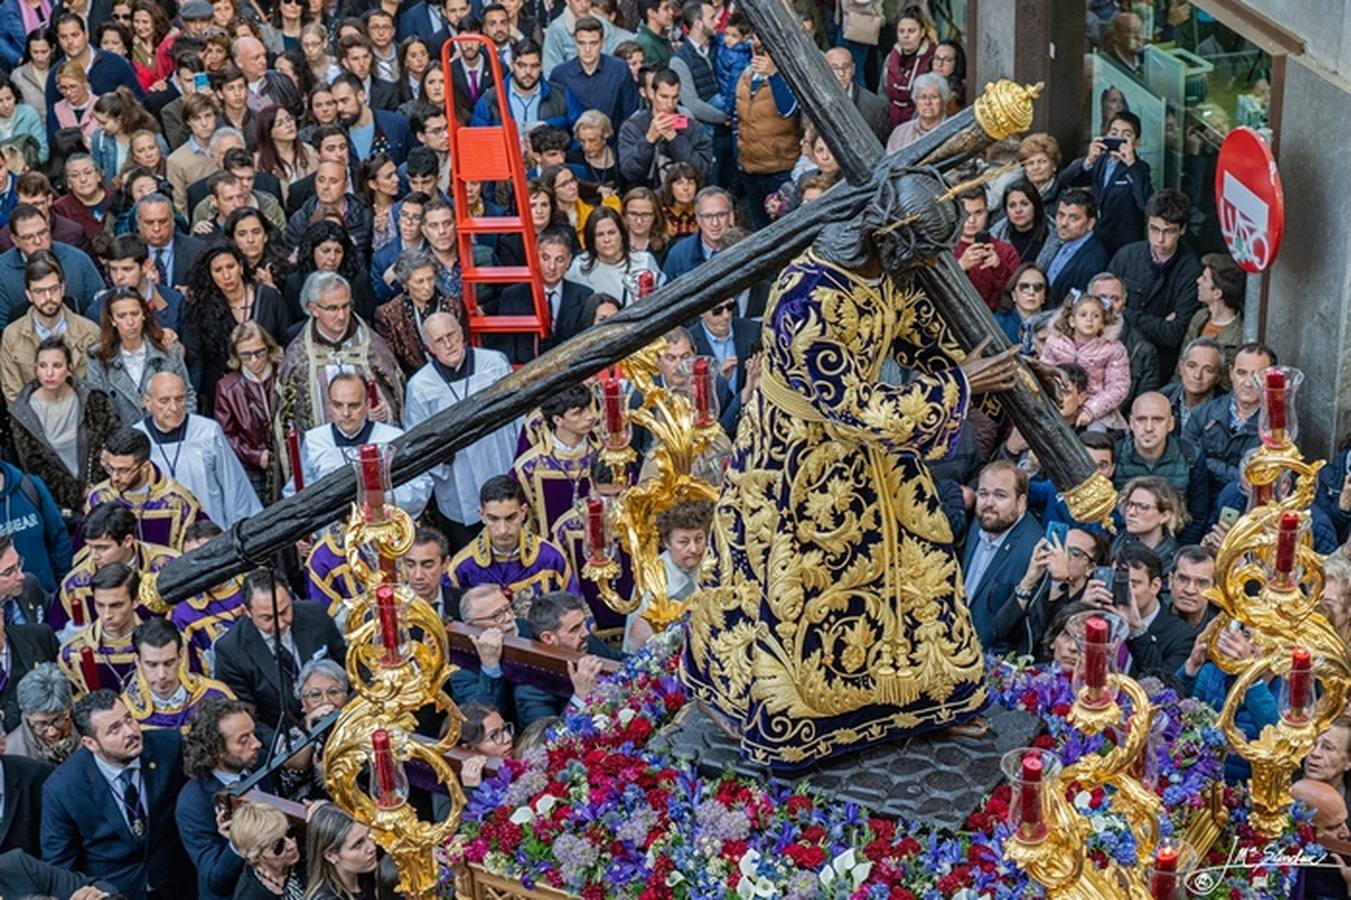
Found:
[1039,292,1130,431]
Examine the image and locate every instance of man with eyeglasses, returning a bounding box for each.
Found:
[84,429,203,560]
[408,107,451,194]
[823,47,889,142]
[0,204,105,327]
[998,526,1106,657]
[1106,188,1202,376]
[0,171,95,257]
[661,186,730,282]
[406,313,517,549]
[276,271,404,433]
[0,250,101,404]
[0,536,59,732]
[450,584,520,710]
[174,696,269,900]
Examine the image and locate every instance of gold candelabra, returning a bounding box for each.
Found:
[581,338,723,631]
[321,448,467,896]
[1002,613,1202,898]
[1201,367,1349,836]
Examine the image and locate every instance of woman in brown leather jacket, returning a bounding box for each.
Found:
[212,321,283,503]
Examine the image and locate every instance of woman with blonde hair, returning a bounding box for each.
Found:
[1322,555,1351,646]
[230,801,304,899]
[52,61,97,140]
[1017,132,1063,206]
[214,320,283,502]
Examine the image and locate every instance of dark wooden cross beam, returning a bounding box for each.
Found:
[151,107,1015,603]
[738,0,1110,519]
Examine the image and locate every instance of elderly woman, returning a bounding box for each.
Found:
[1017,132,1063,210]
[569,110,618,194]
[230,801,303,900]
[275,658,350,802]
[5,663,79,764]
[373,247,465,376]
[884,71,950,152]
[214,322,284,502]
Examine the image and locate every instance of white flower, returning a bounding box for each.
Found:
[751,876,776,897]
[736,877,756,899]
[850,860,873,888]
[536,794,558,816]
[665,870,685,887]
[833,848,857,872]
[1075,791,1093,810]
[819,866,835,889]
[739,849,762,879]
[592,714,611,730]
[508,806,535,825]
[617,707,637,726]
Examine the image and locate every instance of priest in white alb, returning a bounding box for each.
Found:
[404,311,519,549]
[133,372,263,529]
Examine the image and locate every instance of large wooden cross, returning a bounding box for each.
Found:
[150,21,1110,603]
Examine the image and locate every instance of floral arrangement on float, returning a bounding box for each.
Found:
[443,631,1322,898]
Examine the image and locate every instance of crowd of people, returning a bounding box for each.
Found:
[0,0,1339,896]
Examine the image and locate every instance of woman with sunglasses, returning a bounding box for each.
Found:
[994,262,1049,346]
[231,801,304,900]
[214,321,283,502]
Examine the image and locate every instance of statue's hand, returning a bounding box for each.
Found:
[957,339,1019,395]
[1024,356,1063,405]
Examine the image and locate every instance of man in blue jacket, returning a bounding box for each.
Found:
[0,460,70,595]
[43,15,143,124]
[0,206,105,324]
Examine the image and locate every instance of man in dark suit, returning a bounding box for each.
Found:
[449,17,496,124]
[0,755,53,856]
[0,611,59,734]
[329,74,412,167]
[214,568,346,736]
[0,848,116,898]
[824,48,890,143]
[40,690,191,900]
[486,228,590,362]
[397,0,456,56]
[689,299,757,397]
[514,591,622,727]
[662,187,734,283]
[962,460,1042,649]
[284,126,351,220]
[1116,542,1192,690]
[175,697,267,900]
[337,34,401,111]
[136,193,205,291]
[1059,111,1153,257]
[1041,187,1109,303]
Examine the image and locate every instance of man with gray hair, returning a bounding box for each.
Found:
[134,192,204,290]
[404,311,517,547]
[133,371,262,529]
[6,662,76,764]
[450,584,518,710]
[232,35,300,114]
[276,271,403,432]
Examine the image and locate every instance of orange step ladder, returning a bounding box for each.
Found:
[441,34,548,353]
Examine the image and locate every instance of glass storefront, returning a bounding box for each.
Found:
[1086,2,1272,253]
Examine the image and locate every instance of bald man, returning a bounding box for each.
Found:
[823,47,889,142]
[1291,778,1351,895]
[1114,391,1209,544]
[231,36,300,115]
[133,372,262,528]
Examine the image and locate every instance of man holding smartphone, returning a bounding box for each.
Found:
[1061,110,1153,256]
[953,188,1019,311]
[1094,543,1191,689]
[617,67,713,189]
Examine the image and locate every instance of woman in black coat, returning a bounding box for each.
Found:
[183,243,293,415]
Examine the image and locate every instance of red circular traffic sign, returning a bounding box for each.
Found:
[1214,126,1284,273]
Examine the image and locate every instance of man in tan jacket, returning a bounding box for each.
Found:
[0,251,99,403]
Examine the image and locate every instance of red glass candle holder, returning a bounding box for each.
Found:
[1000,747,1061,844]
[1258,365,1303,447]
[369,728,409,809]
[352,443,394,524]
[680,356,720,428]
[287,426,304,492]
[1147,838,1197,899]
[594,377,631,451]
[1280,646,1316,726]
[582,496,614,566]
[1067,610,1128,710]
[374,584,408,666]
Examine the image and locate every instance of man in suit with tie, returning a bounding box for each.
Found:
[0,535,59,733]
[962,460,1042,649]
[488,228,592,362]
[1060,111,1153,257]
[213,568,346,737]
[450,16,496,124]
[136,194,205,293]
[175,697,267,900]
[1040,188,1109,304]
[40,689,191,900]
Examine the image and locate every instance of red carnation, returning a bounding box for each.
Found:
[868,818,896,841]
[784,843,826,869]
[1019,689,1039,712]
[785,794,814,817]
[496,821,523,853]
[582,886,604,900]
[1031,734,1057,750]
[722,839,749,861]
[801,824,826,844]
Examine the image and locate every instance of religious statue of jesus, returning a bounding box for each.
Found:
[682,170,1020,768]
